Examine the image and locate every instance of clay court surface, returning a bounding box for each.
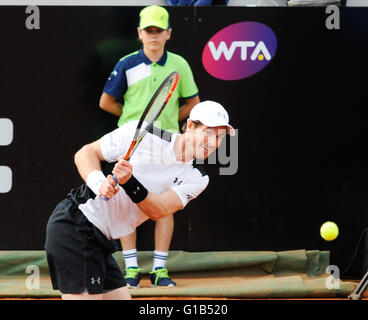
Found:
[0,278,366,301]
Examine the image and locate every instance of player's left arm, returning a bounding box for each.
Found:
[136,190,184,221]
[178,95,200,121]
[136,170,209,220]
[112,158,209,220]
[111,158,183,220]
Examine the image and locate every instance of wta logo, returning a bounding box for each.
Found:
[202,22,277,80]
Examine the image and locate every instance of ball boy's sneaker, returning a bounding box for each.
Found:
[149,267,176,288]
[124,267,142,288]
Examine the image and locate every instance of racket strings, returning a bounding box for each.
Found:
[142,76,177,128]
[125,72,180,160]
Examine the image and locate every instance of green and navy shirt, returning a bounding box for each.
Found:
[103,49,199,133]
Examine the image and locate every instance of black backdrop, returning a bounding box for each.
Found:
[0,6,368,278]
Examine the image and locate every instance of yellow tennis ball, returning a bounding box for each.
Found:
[320,221,339,241]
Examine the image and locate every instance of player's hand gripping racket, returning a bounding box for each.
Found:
[101,71,180,201]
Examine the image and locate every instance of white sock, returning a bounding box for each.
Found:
[123,249,138,269]
[152,250,169,271]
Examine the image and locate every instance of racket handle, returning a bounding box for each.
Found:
[101,175,119,201]
[124,139,137,161]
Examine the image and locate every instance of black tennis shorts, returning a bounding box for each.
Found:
[45,193,126,295]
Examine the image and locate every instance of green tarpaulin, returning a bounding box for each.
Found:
[0,250,357,298]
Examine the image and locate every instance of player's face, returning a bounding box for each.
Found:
[191,124,227,160]
[138,27,171,53]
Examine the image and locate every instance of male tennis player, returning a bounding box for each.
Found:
[45,101,235,300]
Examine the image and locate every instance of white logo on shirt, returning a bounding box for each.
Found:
[108,70,118,80]
[91,277,101,285]
[173,177,183,185]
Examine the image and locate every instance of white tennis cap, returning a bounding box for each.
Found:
[189,101,235,136]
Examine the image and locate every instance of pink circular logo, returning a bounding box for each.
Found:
[202,22,278,81]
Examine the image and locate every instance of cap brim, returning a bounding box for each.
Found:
[141,24,166,30]
[139,20,168,30]
[226,125,236,137]
[194,119,236,136]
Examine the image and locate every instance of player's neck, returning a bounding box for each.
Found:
[173,134,194,163]
[143,47,165,63]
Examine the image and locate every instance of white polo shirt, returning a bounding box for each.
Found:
[78,121,209,240]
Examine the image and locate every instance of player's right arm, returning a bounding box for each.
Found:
[74,140,120,199]
[77,122,136,199]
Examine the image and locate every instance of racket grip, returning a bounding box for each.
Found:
[101,175,119,201]
[112,175,119,184]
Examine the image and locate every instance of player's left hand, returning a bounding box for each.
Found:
[99,175,120,200]
[112,156,133,185]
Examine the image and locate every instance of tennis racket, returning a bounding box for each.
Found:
[101,71,180,201]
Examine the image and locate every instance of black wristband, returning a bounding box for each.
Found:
[120,175,148,203]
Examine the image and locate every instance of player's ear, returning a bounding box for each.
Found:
[137,27,143,40]
[186,119,195,132]
[166,28,172,40]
